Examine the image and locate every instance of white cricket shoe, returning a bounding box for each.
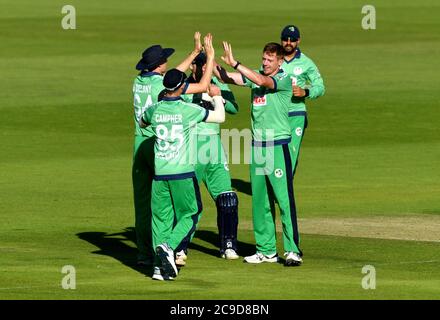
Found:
[152,266,164,281]
[244,252,278,264]
[284,252,303,266]
[175,250,187,266]
[156,243,178,278]
[152,266,174,281]
[221,249,240,260]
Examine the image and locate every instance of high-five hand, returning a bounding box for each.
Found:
[221,41,237,67]
[204,33,214,59]
[194,31,202,53]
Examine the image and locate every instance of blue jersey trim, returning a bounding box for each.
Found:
[162,96,182,101]
[241,74,247,84]
[154,171,196,181]
[282,144,302,255]
[202,110,209,122]
[288,111,307,117]
[270,76,277,91]
[283,48,302,64]
[252,137,291,147]
[181,81,190,95]
[139,71,162,77]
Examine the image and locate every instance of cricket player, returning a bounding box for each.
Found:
[280,24,325,175]
[132,32,220,266]
[139,59,226,281]
[216,41,303,266]
[175,52,240,265]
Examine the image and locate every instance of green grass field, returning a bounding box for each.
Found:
[1,0,439,300]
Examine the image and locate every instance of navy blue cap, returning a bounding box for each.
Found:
[163,69,187,91]
[192,52,207,66]
[136,45,175,71]
[281,25,300,40]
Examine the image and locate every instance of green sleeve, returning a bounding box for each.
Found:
[305,61,325,99]
[142,105,155,125]
[186,103,208,123]
[213,77,238,114]
[274,74,292,92]
[181,93,193,103]
[222,91,239,114]
[242,74,254,88]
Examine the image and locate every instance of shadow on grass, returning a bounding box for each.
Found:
[192,229,256,258]
[231,178,252,196]
[76,227,153,277]
[77,227,257,273]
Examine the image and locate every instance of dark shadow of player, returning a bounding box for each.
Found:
[231,178,252,196]
[76,227,153,277]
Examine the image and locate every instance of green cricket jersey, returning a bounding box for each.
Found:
[243,70,292,143]
[281,49,325,113]
[182,76,238,136]
[142,97,208,178]
[132,71,165,138]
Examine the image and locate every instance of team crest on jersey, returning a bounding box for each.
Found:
[296,127,303,136]
[293,67,303,75]
[224,163,229,171]
[274,168,283,178]
[253,95,267,106]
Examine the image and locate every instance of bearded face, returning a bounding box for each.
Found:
[281,38,299,55]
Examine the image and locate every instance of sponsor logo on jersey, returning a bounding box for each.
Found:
[293,67,303,75]
[274,168,283,178]
[253,95,267,107]
[295,127,302,136]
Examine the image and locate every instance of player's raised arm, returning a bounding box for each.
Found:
[221,41,276,89]
[176,32,202,73]
[213,60,244,85]
[204,84,225,123]
[185,33,215,94]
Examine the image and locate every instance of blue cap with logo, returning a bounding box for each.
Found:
[281,25,300,41]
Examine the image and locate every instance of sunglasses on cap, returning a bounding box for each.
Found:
[281,37,298,42]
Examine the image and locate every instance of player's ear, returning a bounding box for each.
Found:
[278,58,283,67]
[297,38,301,45]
